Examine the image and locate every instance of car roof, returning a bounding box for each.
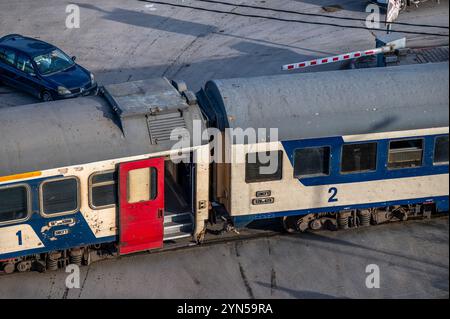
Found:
[0,34,56,57]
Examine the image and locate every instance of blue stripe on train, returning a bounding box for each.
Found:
[232,196,449,228]
[0,235,117,260]
[281,134,449,186]
[0,176,118,260]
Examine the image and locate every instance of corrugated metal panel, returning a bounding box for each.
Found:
[147,112,188,144]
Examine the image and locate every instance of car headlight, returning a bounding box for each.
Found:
[57,86,71,95]
[90,73,95,84]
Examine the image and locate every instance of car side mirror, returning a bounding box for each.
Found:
[71,56,77,62]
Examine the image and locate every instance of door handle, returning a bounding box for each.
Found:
[158,208,164,219]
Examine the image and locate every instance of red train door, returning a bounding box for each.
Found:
[118,157,165,255]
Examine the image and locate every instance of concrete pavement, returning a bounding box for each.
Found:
[0,0,448,106]
[0,218,447,299]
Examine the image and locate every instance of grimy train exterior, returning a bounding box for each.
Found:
[0,63,448,274]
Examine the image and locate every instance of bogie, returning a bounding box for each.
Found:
[281,203,438,233]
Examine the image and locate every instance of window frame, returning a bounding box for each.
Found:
[0,47,17,67]
[0,183,32,226]
[15,53,35,75]
[340,142,378,175]
[433,135,449,166]
[387,138,425,170]
[33,49,75,76]
[39,176,81,218]
[293,145,332,179]
[88,170,118,210]
[127,167,158,204]
[245,150,284,184]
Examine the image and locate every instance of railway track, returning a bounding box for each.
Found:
[159,212,449,253]
[1,213,447,276]
[138,0,449,37]
[164,0,449,29]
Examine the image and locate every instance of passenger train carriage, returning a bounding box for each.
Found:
[0,63,448,274]
[199,62,449,229]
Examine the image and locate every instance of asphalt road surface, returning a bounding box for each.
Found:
[0,218,448,299]
[0,0,448,106]
[0,0,448,299]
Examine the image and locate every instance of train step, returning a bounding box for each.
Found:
[164,231,193,242]
[164,211,192,224]
[163,211,193,241]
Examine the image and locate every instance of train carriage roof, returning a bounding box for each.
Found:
[198,62,449,143]
[0,78,206,176]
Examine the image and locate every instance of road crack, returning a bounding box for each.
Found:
[235,242,255,299]
[77,265,92,299]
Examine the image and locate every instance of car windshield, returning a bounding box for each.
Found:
[33,49,74,75]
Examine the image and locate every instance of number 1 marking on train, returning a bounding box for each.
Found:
[328,187,339,203]
[16,230,23,246]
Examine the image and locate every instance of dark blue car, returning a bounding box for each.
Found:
[0,34,97,101]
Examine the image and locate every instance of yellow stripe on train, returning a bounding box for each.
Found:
[0,171,42,183]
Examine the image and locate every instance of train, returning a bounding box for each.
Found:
[0,62,448,274]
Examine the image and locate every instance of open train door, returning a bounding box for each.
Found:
[118,157,165,255]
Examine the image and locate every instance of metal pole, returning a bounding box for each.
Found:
[282,46,393,71]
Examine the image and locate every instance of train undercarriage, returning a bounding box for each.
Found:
[0,202,444,275]
[282,203,437,233]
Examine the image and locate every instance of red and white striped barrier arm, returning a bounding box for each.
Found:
[282,46,394,71]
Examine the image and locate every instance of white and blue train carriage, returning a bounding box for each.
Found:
[0,78,211,273]
[199,62,449,231]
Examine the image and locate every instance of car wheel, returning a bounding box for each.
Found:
[41,91,53,101]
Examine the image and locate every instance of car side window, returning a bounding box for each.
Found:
[16,54,35,74]
[0,47,5,63]
[0,47,16,66]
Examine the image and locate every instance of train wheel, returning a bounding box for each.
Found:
[282,216,298,233]
[2,263,15,274]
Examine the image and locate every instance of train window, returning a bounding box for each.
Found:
[294,147,330,178]
[89,171,118,209]
[341,143,377,174]
[41,177,80,216]
[388,139,423,169]
[434,135,449,165]
[245,151,283,183]
[0,185,29,224]
[127,167,157,203]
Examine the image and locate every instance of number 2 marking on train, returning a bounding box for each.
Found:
[16,230,23,246]
[328,187,338,203]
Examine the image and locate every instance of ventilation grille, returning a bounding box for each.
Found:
[147,112,187,144]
